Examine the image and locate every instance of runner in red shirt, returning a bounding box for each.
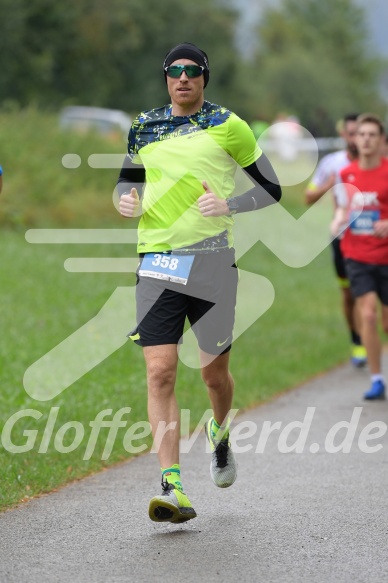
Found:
[332,113,388,399]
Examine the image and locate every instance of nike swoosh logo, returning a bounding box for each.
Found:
[217,337,230,347]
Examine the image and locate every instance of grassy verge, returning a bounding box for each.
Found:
[0,107,125,228]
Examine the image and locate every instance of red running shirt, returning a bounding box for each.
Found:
[339,158,388,265]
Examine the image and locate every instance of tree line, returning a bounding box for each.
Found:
[0,0,385,135]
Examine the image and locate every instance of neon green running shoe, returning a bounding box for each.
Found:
[205,418,237,488]
[148,481,197,523]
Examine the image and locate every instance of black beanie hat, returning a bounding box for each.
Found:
[163,42,210,87]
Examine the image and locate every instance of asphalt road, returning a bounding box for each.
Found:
[1,355,388,583]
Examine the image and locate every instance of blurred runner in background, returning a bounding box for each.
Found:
[305,113,367,368]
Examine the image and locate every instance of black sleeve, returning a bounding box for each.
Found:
[116,156,146,197]
[228,153,282,214]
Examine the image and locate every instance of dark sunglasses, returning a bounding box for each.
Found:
[164,64,205,78]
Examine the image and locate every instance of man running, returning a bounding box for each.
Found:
[116,42,281,522]
[305,114,367,367]
[332,113,388,400]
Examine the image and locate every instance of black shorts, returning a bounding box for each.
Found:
[331,237,349,286]
[128,248,238,355]
[345,259,388,305]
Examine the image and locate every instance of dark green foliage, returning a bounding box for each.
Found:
[0,0,241,114]
[250,0,385,134]
[0,0,385,128]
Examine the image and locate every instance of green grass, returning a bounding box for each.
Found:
[0,108,351,511]
[0,106,126,228]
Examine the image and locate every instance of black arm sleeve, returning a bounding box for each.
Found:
[230,153,282,213]
[116,156,146,197]
[115,151,281,211]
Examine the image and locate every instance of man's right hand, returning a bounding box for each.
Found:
[119,188,140,218]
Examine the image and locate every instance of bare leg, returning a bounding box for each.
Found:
[143,344,180,468]
[357,293,381,374]
[200,351,234,426]
[145,345,199,523]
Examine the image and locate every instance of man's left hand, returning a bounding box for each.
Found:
[198,181,229,217]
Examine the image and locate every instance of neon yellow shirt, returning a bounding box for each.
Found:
[128,101,261,252]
